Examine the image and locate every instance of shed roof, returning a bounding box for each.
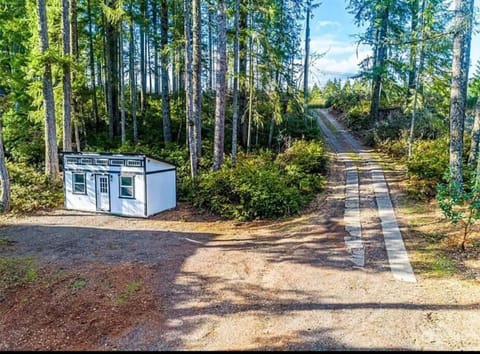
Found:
[61,151,176,167]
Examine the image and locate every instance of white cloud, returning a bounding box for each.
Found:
[315,20,341,28]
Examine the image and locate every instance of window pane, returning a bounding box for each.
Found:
[73,173,85,184]
[74,183,85,193]
[120,176,133,187]
[120,186,133,198]
[126,160,142,167]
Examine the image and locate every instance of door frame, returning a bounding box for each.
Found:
[95,173,111,212]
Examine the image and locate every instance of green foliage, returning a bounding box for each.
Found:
[406,138,448,198]
[8,162,63,214]
[193,141,327,221]
[436,171,480,250]
[274,139,328,175]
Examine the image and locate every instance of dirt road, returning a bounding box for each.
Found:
[1,110,479,350]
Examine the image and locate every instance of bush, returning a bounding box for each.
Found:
[193,141,328,221]
[275,139,328,175]
[8,162,63,214]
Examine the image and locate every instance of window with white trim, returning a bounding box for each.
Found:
[119,175,134,198]
[96,158,109,166]
[110,159,124,166]
[126,159,143,167]
[65,157,77,165]
[80,158,93,165]
[72,173,86,194]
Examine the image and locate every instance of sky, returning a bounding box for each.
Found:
[306,0,480,88]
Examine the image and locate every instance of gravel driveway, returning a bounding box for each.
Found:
[1,112,480,350]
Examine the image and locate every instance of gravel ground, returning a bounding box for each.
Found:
[1,111,480,350]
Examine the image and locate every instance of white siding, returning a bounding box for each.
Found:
[65,171,97,212]
[146,171,176,216]
[145,158,174,172]
[110,173,146,217]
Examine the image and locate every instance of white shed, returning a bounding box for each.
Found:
[62,152,176,217]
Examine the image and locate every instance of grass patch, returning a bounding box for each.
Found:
[116,282,141,305]
[69,278,88,291]
[0,237,16,246]
[0,257,37,299]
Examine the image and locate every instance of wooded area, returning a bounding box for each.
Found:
[0,0,477,229]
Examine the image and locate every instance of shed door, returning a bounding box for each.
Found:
[96,175,110,212]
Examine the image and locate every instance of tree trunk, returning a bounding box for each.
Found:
[246,17,254,153]
[468,97,480,166]
[140,0,147,112]
[303,0,311,123]
[36,0,59,179]
[160,0,172,144]
[62,0,72,152]
[87,0,99,130]
[213,0,227,171]
[71,0,80,149]
[0,120,10,213]
[105,0,120,138]
[192,0,202,157]
[370,6,389,121]
[448,0,473,193]
[231,0,240,164]
[152,0,159,95]
[407,0,419,96]
[407,0,425,163]
[239,0,248,146]
[120,28,126,145]
[208,0,214,91]
[185,0,198,177]
[129,0,138,144]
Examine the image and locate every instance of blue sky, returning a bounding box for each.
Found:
[306,0,480,87]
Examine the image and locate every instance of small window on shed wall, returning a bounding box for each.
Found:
[80,158,93,165]
[65,157,77,165]
[110,159,124,166]
[96,159,109,166]
[72,173,86,194]
[126,159,143,167]
[119,175,134,198]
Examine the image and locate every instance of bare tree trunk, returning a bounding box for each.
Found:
[407,0,426,163]
[407,0,419,96]
[160,0,172,144]
[448,0,473,193]
[140,0,147,112]
[231,0,240,164]
[74,122,81,151]
[62,0,72,152]
[105,0,120,138]
[0,119,10,213]
[303,0,311,123]
[468,97,480,166]
[129,0,138,144]
[119,28,126,145]
[152,0,159,95]
[370,6,389,121]
[185,0,198,177]
[239,0,247,146]
[213,0,227,170]
[36,0,59,179]
[208,0,214,91]
[87,0,99,130]
[246,17,254,153]
[192,0,202,157]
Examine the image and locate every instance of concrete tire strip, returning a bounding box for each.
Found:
[316,109,416,282]
[315,111,365,267]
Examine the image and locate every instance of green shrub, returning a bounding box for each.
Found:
[8,162,63,214]
[275,139,328,175]
[193,141,327,221]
